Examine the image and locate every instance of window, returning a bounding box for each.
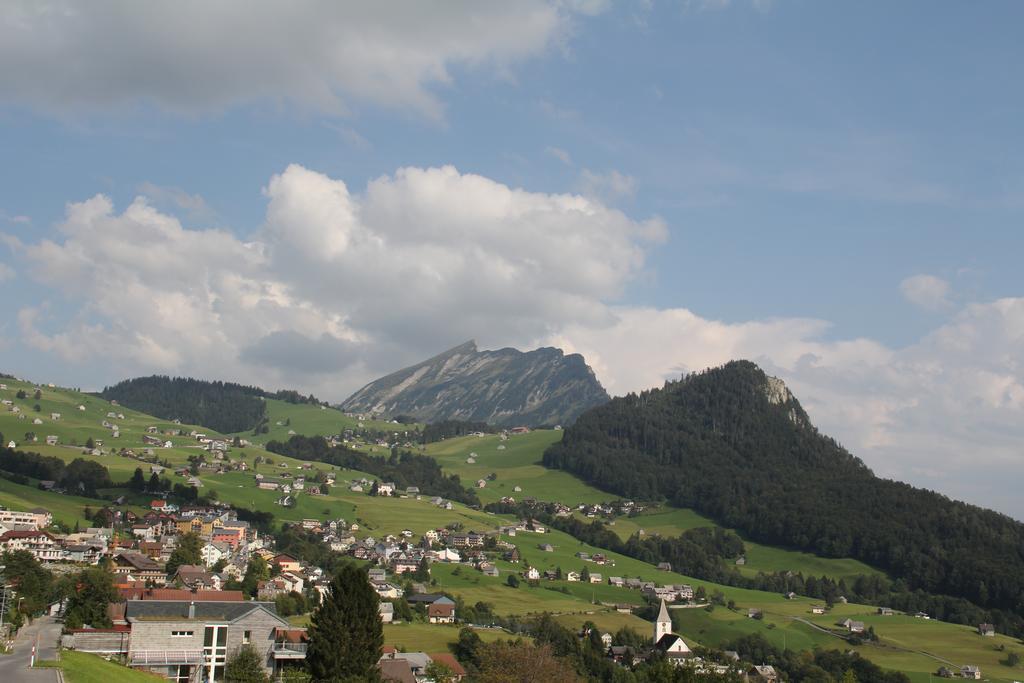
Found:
[171,630,194,637]
[243,630,251,644]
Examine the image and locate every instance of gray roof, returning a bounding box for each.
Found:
[125,600,283,623]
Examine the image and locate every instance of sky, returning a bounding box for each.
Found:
[1,1,1022,518]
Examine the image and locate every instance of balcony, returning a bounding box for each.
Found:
[271,642,308,658]
[129,649,204,666]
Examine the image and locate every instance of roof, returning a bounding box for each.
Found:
[0,530,54,540]
[657,599,671,624]
[125,600,284,623]
[114,552,163,571]
[118,588,244,602]
[379,659,417,683]
[427,653,466,676]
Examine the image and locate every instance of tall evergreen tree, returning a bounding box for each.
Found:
[306,564,383,682]
[129,467,146,492]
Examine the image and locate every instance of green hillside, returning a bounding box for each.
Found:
[232,397,414,445]
[0,378,1018,681]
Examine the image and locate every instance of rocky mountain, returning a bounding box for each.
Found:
[340,340,610,427]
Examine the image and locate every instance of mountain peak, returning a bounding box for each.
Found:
[341,342,609,426]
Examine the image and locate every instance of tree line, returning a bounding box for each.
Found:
[99,375,328,434]
[265,435,480,506]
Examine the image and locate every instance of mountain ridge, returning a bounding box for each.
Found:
[340,340,610,426]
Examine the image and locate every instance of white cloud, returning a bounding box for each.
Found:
[0,263,14,281]
[19,163,664,396]
[16,164,1024,518]
[0,1,590,119]
[900,274,952,311]
[543,298,1024,517]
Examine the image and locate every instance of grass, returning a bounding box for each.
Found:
[384,622,513,652]
[229,397,416,446]
[672,603,1024,683]
[425,431,609,506]
[2,381,1018,683]
[55,650,165,683]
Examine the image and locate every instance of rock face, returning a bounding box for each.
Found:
[340,340,610,426]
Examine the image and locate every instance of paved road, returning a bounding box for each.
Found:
[0,616,61,682]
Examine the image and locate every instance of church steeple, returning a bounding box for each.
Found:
[654,598,672,644]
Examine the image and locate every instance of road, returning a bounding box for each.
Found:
[0,616,61,682]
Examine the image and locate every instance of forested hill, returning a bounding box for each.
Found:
[543,360,1024,624]
[100,376,323,433]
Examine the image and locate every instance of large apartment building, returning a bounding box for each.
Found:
[124,600,306,682]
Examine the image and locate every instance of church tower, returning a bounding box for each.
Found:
[654,599,672,644]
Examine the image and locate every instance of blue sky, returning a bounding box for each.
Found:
[1,1,1022,516]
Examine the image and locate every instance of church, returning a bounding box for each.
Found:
[653,599,692,665]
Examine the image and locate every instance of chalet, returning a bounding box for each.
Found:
[656,562,672,572]
[877,607,894,616]
[608,576,624,587]
[45,435,59,446]
[784,591,798,600]
[273,554,302,573]
[50,412,61,421]
[0,530,61,561]
[961,666,981,680]
[838,619,865,634]
[377,482,396,496]
[476,479,486,488]
[749,665,779,683]
[566,571,580,582]
[539,543,554,552]
[427,598,456,624]
[811,606,826,615]
[112,552,166,584]
[978,623,995,636]
[172,564,221,590]
[481,565,499,578]
[525,567,540,580]
[589,573,602,584]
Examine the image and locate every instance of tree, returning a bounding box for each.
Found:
[413,558,430,582]
[224,644,270,683]
[148,472,162,492]
[506,574,520,588]
[242,555,270,598]
[306,564,383,682]
[129,467,146,492]
[425,662,457,683]
[16,389,26,399]
[475,641,579,683]
[85,437,95,450]
[1,551,54,617]
[33,403,41,412]
[580,566,590,582]
[166,532,203,576]
[64,567,117,629]
[33,389,41,400]
[369,480,380,496]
